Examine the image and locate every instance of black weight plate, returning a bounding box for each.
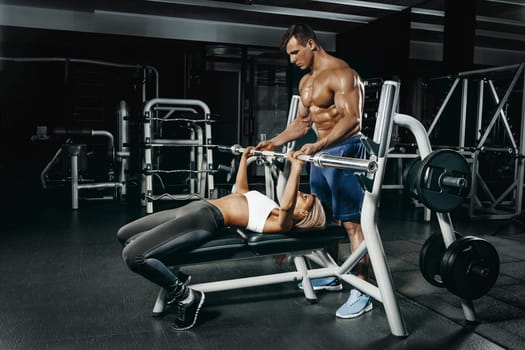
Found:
[419,233,447,287]
[419,232,462,287]
[404,158,422,199]
[416,150,470,212]
[440,236,500,300]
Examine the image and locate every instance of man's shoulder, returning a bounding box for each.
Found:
[320,64,355,80]
[328,54,352,68]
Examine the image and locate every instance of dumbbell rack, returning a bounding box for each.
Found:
[142,99,216,213]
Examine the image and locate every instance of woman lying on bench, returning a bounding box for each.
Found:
[117,147,326,331]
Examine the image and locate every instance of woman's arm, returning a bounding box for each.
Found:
[264,151,305,233]
[233,146,254,193]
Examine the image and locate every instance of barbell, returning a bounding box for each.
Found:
[218,144,378,174]
[419,233,500,300]
[146,142,377,173]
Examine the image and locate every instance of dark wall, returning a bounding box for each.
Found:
[336,9,411,81]
[0,26,194,198]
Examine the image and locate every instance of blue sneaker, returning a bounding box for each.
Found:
[336,289,373,319]
[298,277,343,291]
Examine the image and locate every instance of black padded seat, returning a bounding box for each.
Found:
[166,224,347,266]
[246,223,347,255]
[164,229,249,266]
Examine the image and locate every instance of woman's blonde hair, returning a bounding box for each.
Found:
[295,195,326,230]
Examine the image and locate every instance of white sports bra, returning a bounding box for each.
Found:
[243,191,279,233]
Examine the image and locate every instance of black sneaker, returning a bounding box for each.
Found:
[172,290,205,331]
[166,272,192,306]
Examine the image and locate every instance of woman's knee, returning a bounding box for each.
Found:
[116,223,137,246]
[121,244,144,271]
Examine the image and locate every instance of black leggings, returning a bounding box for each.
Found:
[117,200,224,293]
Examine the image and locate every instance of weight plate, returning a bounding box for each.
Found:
[440,236,500,300]
[404,158,422,199]
[419,233,447,287]
[416,149,471,212]
[419,232,462,287]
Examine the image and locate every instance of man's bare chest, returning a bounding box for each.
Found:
[300,75,334,109]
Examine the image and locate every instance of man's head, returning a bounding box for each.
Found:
[281,24,320,70]
[294,193,327,230]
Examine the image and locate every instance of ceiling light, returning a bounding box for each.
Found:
[486,0,525,6]
[312,0,405,11]
[146,0,375,23]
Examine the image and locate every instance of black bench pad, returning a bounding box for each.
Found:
[246,224,347,255]
[165,224,347,266]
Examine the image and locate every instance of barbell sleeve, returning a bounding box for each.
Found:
[441,175,468,189]
[310,152,378,173]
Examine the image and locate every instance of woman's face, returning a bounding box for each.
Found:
[293,192,315,218]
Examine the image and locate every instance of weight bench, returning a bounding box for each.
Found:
[152,223,348,314]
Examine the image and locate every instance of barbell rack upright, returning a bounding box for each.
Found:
[143,98,216,213]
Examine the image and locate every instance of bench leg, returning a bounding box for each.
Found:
[308,249,338,268]
[152,288,166,317]
[294,256,317,303]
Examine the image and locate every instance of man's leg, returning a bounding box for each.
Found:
[342,221,369,280]
[336,220,373,319]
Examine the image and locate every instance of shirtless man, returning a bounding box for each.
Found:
[256,23,372,319]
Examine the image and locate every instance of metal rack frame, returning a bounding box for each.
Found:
[142,98,216,213]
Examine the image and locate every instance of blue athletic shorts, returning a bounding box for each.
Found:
[309,134,366,222]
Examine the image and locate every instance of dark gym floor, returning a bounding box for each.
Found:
[1,190,524,350]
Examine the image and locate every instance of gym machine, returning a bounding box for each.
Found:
[40,101,130,209]
[142,99,218,214]
[424,63,525,220]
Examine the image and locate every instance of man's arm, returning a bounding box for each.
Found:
[256,98,312,151]
[301,70,363,154]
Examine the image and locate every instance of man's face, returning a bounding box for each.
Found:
[286,36,313,70]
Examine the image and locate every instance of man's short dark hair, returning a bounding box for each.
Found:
[280,23,320,50]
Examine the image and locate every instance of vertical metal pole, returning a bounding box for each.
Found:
[71,152,79,210]
[283,95,301,153]
[118,100,129,197]
[189,128,197,195]
[144,110,153,213]
[470,80,484,218]
[459,79,468,149]
[469,151,480,218]
[476,80,484,142]
[517,67,525,214]
[205,111,215,198]
[195,125,205,197]
[364,81,407,337]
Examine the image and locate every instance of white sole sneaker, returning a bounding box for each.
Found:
[298,278,343,291]
[336,301,373,319]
